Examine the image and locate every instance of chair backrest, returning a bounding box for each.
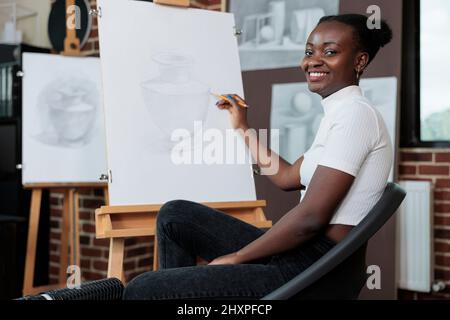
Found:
[262,182,406,300]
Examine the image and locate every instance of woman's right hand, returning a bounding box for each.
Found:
[216,94,249,130]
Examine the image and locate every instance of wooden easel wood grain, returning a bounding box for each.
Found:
[22,183,108,295]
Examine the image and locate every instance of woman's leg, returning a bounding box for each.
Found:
[156,199,266,268]
[123,263,286,300]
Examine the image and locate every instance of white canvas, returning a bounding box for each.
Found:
[271,77,398,181]
[97,0,256,205]
[229,0,339,71]
[22,53,107,184]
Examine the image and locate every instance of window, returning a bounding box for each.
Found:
[420,0,450,141]
[401,0,450,147]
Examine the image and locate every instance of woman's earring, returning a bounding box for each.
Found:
[356,69,361,80]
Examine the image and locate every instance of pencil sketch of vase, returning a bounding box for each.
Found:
[34,77,98,148]
[141,52,210,151]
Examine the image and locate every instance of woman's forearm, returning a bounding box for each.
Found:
[235,206,323,263]
[237,124,293,188]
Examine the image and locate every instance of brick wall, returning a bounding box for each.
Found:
[80,0,99,56]
[48,0,222,285]
[398,148,450,299]
[49,187,155,284]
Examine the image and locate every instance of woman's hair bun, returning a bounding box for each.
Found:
[318,14,393,63]
[372,19,393,48]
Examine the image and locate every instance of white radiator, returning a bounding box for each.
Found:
[397,181,434,292]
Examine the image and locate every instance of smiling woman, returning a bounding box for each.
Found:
[302,15,392,98]
[124,14,394,300]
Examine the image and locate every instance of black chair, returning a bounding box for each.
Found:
[17,278,124,300]
[262,182,406,300]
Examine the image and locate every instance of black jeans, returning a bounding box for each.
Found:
[123,200,336,300]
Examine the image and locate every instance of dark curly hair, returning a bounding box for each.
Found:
[318,14,393,64]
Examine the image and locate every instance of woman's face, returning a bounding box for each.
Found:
[301,21,365,98]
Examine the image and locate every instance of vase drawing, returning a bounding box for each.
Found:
[141,52,210,149]
[35,77,98,148]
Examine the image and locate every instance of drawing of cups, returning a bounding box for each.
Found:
[49,95,95,143]
[141,52,210,140]
[39,77,98,146]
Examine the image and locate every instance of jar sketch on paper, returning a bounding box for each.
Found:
[34,76,99,148]
[141,51,210,150]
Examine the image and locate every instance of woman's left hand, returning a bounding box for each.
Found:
[208,252,242,265]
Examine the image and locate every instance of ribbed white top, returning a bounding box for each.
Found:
[300,85,393,226]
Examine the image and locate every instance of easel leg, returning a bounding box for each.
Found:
[59,189,72,284]
[108,238,125,282]
[103,186,109,206]
[153,235,158,271]
[23,189,42,295]
[69,190,80,269]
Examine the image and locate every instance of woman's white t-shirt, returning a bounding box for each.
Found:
[299,85,393,226]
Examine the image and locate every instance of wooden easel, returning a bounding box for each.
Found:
[95,200,271,281]
[23,183,107,295]
[63,0,81,56]
[22,0,104,295]
[94,0,271,283]
[154,0,190,7]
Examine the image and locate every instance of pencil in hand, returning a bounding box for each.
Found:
[211,92,249,108]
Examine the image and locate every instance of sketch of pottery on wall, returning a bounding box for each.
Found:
[268,1,285,45]
[230,0,337,71]
[359,79,396,142]
[141,51,210,152]
[241,1,285,47]
[240,2,324,50]
[290,7,325,44]
[279,92,323,163]
[34,77,98,148]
